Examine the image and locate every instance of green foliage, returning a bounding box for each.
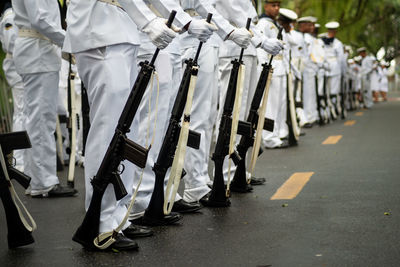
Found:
[258,0,400,59]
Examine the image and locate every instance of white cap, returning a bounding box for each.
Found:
[315,23,320,28]
[297,16,317,23]
[354,56,362,61]
[356,47,367,53]
[348,59,355,64]
[325,21,340,29]
[279,8,298,21]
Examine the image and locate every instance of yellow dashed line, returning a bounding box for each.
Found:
[322,135,342,145]
[344,120,356,126]
[355,112,363,116]
[271,172,314,200]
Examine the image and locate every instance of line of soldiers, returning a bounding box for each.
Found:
[0,0,388,252]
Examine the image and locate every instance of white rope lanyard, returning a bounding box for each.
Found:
[288,71,300,140]
[226,64,246,196]
[249,69,273,179]
[93,71,160,250]
[0,147,37,233]
[164,66,198,214]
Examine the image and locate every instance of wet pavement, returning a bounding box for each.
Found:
[1,93,400,266]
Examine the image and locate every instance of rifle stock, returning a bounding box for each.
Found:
[0,133,35,249]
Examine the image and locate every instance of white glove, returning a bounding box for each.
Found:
[62,52,76,65]
[187,19,218,43]
[227,28,252,49]
[260,37,284,56]
[142,18,178,49]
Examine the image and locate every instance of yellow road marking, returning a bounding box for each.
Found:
[322,135,342,145]
[270,172,314,200]
[344,120,356,126]
[355,112,363,116]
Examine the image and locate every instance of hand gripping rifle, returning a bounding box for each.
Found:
[143,14,213,225]
[72,11,177,250]
[0,131,36,249]
[202,18,253,207]
[229,29,283,193]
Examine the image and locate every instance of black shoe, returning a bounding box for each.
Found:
[303,123,313,128]
[132,212,182,227]
[32,184,77,198]
[171,199,202,213]
[250,177,266,185]
[75,233,138,252]
[200,194,231,207]
[274,140,289,149]
[122,224,154,238]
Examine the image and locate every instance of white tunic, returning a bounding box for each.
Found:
[322,37,344,77]
[12,0,65,74]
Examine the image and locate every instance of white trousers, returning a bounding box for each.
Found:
[131,51,182,214]
[22,72,59,193]
[11,82,25,170]
[362,75,374,108]
[263,75,286,148]
[303,71,318,123]
[75,44,139,233]
[181,45,219,201]
[217,55,258,182]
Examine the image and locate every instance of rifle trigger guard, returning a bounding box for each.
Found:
[117,164,125,175]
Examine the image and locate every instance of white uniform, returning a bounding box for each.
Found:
[215,0,261,181]
[180,0,236,202]
[380,67,389,93]
[257,16,288,148]
[360,55,375,108]
[63,0,158,233]
[288,30,308,127]
[370,62,380,92]
[12,0,65,195]
[322,37,344,110]
[302,33,319,124]
[0,7,25,170]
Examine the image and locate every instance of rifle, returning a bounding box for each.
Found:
[202,18,253,207]
[340,75,347,119]
[287,51,300,146]
[72,11,177,250]
[0,131,36,249]
[143,14,213,225]
[81,82,90,156]
[67,55,78,187]
[229,29,283,193]
[315,75,325,125]
[324,76,337,120]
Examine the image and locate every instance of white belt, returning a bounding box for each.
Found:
[184,9,200,17]
[98,0,122,8]
[5,53,12,59]
[18,28,51,42]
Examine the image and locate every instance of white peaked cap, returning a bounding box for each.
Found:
[325,21,340,29]
[279,8,298,21]
[297,16,317,23]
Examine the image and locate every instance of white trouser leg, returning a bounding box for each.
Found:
[277,75,288,139]
[263,75,285,148]
[22,72,59,193]
[11,82,25,170]
[363,76,374,108]
[303,71,318,123]
[131,51,180,214]
[182,45,219,201]
[75,44,138,233]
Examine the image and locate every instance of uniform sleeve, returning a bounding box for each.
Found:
[147,0,192,29]
[193,0,235,40]
[118,0,157,30]
[24,0,65,47]
[1,13,19,54]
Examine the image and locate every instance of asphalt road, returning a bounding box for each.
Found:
[1,93,400,267]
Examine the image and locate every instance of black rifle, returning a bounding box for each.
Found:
[286,51,299,147]
[202,18,253,207]
[143,14,213,225]
[0,131,34,248]
[315,75,325,125]
[72,11,177,249]
[340,75,347,119]
[67,55,78,187]
[81,82,90,156]
[229,29,283,193]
